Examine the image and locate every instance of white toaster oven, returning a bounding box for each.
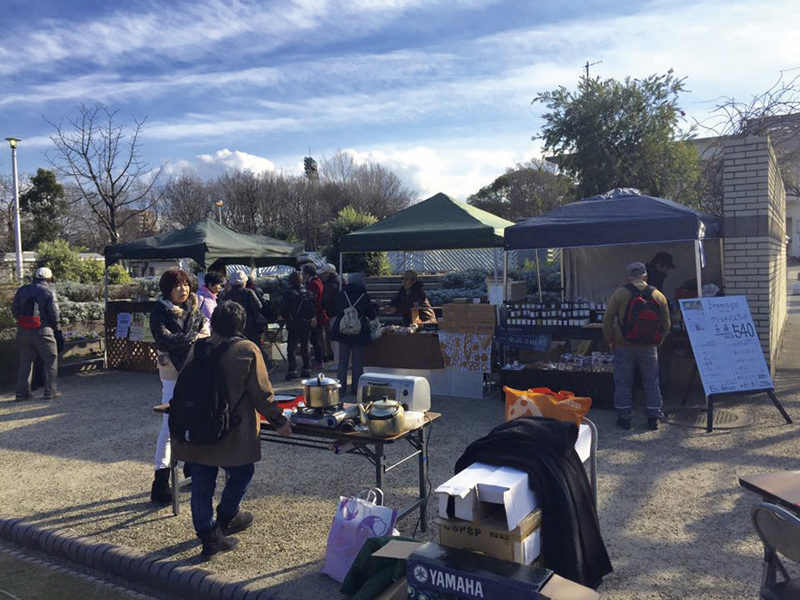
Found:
[356,373,431,412]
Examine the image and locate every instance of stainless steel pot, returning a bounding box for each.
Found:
[301,373,341,409]
[359,397,405,437]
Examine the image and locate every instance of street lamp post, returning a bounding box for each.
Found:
[5,137,23,281]
[215,200,223,224]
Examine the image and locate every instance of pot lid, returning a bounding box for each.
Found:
[302,373,339,386]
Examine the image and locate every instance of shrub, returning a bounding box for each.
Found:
[323,206,392,276]
[440,268,489,290]
[35,240,85,282]
[107,264,133,285]
[427,287,487,305]
[59,300,105,325]
[55,281,102,302]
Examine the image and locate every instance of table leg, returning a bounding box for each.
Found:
[170,461,180,517]
[767,390,793,424]
[706,395,714,433]
[418,428,429,532]
[374,442,385,493]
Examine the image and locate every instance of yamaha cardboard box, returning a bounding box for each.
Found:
[407,542,552,600]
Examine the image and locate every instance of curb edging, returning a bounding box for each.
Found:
[0,517,271,599]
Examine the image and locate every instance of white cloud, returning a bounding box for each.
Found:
[164,149,276,179]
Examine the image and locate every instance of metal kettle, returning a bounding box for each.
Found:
[359,396,405,437]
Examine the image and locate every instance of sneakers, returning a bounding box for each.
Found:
[199,523,239,560]
[285,372,297,381]
[300,369,312,378]
[43,391,62,400]
[647,417,660,431]
[217,510,254,536]
[14,393,35,402]
[616,417,632,431]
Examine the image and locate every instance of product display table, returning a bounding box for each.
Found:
[260,412,441,531]
[154,404,441,531]
[739,471,800,515]
[365,332,445,370]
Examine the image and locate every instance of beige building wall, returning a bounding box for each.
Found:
[722,136,787,372]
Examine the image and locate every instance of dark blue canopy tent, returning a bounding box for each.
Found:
[502,189,724,300]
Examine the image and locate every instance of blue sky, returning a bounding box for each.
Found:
[1,0,797,201]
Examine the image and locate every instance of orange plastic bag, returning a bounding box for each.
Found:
[504,386,592,425]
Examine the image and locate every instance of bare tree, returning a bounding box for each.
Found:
[696,70,800,212]
[163,172,214,228]
[46,103,164,244]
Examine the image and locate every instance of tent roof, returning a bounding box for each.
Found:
[504,188,724,250]
[339,192,514,252]
[103,218,303,268]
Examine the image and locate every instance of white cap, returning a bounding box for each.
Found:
[321,263,337,274]
[228,271,247,286]
[34,267,53,280]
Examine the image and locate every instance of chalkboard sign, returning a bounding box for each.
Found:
[679,296,773,396]
[495,324,552,352]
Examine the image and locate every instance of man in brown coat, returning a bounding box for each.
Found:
[172,301,291,559]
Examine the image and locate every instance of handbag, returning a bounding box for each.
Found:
[321,488,398,583]
[368,317,382,340]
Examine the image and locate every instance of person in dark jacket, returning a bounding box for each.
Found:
[11,267,61,401]
[302,263,329,366]
[645,251,676,294]
[220,271,264,344]
[385,270,435,326]
[247,276,277,323]
[280,271,315,380]
[173,301,291,560]
[320,263,340,361]
[330,272,377,396]
[454,417,613,589]
[149,267,210,505]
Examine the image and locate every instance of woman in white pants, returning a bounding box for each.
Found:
[149,268,209,505]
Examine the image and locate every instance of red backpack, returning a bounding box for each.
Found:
[620,284,662,345]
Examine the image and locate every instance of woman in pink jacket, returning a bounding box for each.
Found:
[197,271,225,322]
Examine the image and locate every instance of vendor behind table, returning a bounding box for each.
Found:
[383,270,436,326]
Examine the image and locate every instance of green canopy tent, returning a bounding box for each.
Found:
[103,218,303,269]
[339,192,513,254]
[339,191,515,287]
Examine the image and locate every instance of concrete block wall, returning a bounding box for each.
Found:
[722,136,787,372]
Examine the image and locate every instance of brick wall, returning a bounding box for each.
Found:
[722,136,787,372]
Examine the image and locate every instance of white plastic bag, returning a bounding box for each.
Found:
[321,488,398,582]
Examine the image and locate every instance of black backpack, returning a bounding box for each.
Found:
[620,284,662,345]
[169,336,246,445]
[294,289,317,325]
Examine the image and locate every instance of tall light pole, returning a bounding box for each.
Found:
[215,200,223,224]
[5,137,23,281]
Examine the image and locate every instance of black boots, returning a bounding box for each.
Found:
[150,468,172,505]
[616,417,632,431]
[647,417,660,431]
[199,523,239,560]
[217,510,254,536]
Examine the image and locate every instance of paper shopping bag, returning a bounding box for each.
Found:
[321,489,398,583]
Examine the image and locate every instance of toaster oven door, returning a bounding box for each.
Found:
[361,384,398,404]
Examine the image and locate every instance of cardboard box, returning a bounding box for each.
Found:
[477,466,540,530]
[407,542,553,600]
[441,303,497,335]
[436,462,498,521]
[438,509,542,565]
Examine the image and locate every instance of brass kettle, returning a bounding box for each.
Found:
[358,396,405,437]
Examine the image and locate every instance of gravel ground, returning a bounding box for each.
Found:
[1,295,799,599]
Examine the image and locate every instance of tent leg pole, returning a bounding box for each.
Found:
[403,251,406,272]
[503,251,508,303]
[535,251,543,304]
[103,266,109,370]
[493,248,498,284]
[695,240,703,298]
[339,253,343,277]
[560,250,565,303]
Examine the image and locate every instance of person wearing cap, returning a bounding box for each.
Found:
[219,271,265,345]
[11,267,62,401]
[301,263,329,367]
[602,262,671,431]
[385,270,435,326]
[646,252,676,294]
[319,263,340,361]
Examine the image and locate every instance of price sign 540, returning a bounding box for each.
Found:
[731,322,756,338]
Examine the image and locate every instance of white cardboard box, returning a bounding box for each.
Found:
[435,462,498,522]
[477,466,539,531]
